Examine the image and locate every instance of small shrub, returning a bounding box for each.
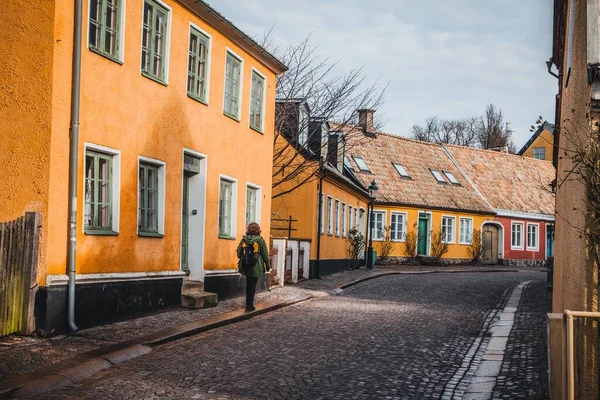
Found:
[347,227,365,261]
[377,226,394,261]
[468,229,489,262]
[430,228,449,260]
[404,223,418,258]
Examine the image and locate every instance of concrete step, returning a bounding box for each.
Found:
[182,280,204,292]
[181,291,218,309]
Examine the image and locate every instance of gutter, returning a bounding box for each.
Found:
[315,162,325,279]
[66,0,83,332]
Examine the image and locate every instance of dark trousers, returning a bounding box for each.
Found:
[246,276,258,308]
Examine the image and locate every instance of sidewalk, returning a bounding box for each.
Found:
[0,264,543,396]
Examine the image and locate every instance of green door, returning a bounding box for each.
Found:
[181,172,190,271]
[417,217,429,256]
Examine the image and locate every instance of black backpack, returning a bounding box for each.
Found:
[242,239,259,267]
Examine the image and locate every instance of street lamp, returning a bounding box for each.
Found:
[366,180,379,269]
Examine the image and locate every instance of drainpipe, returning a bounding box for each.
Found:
[315,164,325,279]
[66,0,83,332]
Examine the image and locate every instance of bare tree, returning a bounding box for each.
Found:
[477,104,516,151]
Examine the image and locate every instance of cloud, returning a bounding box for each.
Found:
[209,0,557,147]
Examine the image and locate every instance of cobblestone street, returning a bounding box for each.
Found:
[36,271,548,400]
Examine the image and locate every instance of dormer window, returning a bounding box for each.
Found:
[353,156,370,172]
[430,169,446,183]
[298,106,309,147]
[393,162,410,178]
[443,171,460,185]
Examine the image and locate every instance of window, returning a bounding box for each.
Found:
[459,217,473,245]
[319,194,325,234]
[354,208,359,230]
[298,106,309,147]
[249,70,265,132]
[344,156,353,170]
[441,216,456,244]
[353,156,370,172]
[218,178,236,238]
[359,208,366,234]
[393,163,410,178]
[431,169,446,183]
[327,196,333,235]
[342,203,347,237]
[245,186,259,226]
[224,51,242,119]
[532,147,546,160]
[371,211,386,241]
[335,200,340,236]
[527,223,539,250]
[89,0,122,60]
[138,163,159,234]
[187,26,210,102]
[511,222,524,249]
[84,147,120,234]
[348,205,353,232]
[141,0,170,83]
[443,171,460,185]
[390,212,407,241]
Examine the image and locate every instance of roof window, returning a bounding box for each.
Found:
[353,156,370,172]
[430,169,446,183]
[393,163,410,178]
[443,171,459,184]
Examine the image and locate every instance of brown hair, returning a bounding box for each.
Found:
[246,222,261,235]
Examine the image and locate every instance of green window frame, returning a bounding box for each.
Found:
[138,163,160,234]
[84,150,114,233]
[245,186,258,227]
[187,27,210,102]
[223,52,242,119]
[89,0,122,60]
[141,0,169,83]
[249,71,265,131]
[219,179,233,237]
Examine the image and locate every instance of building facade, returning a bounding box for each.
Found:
[517,121,555,161]
[2,0,286,332]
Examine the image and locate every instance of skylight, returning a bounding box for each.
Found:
[344,156,353,170]
[353,156,370,172]
[430,169,446,183]
[393,163,410,178]
[443,171,460,184]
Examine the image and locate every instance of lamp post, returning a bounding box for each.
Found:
[366,180,379,269]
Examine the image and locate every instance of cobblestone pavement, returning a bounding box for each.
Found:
[493,281,551,399]
[38,271,546,399]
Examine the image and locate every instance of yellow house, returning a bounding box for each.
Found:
[517,121,555,162]
[2,0,286,332]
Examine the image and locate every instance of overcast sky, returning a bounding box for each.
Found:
[210,0,557,149]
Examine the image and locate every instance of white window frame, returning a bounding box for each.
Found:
[187,22,212,104]
[218,175,238,239]
[443,171,460,185]
[137,156,166,235]
[249,67,267,133]
[511,221,524,250]
[319,193,325,234]
[335,199,340,237]
[459,217,473,245]
[245,182,262,227]
[82,143,121,234]
[223,48,244,120]
[298,105,309,147]
[441,215,456,244]
[353,156,370,172]
[342,202,347,237]
[371,210,387,241]
[139,0,172,84]
[327,196,333,235]
[393,163,410,178]
[390,212,407,242]
[87,0,127,62]
[526,222,540,251]
[348,205,353,232]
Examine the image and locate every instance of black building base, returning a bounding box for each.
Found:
[204,273,269,300]
[309,259,358,278]
[35,278,183,334]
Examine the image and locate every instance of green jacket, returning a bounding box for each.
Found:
[237,235,270,278]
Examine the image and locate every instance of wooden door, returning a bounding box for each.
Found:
[483,225,498,264]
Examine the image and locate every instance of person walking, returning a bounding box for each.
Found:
[237,222,270,312]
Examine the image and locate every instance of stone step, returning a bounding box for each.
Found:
[181,291,218,309]
[182,280,204,292]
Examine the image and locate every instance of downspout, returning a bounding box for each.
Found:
[67,0,83,332]
[315,162,325,279]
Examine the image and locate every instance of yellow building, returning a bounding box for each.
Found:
[2,0,286,332]
[517,121,555,162]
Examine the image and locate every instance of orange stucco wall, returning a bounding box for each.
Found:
[521,128,554,162]
[42,0,278,279]
[1,1,56,283]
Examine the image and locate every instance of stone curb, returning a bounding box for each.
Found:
[0,295,313,399]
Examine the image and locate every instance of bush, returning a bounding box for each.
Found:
[347,227,365,261]
[430,228,449,260]
[404,223,418,258]
[377,226,394,261]
[468,229,489,262]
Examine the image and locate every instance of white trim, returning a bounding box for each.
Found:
[319,193,325,234]
[526,222,540,251]
[495,209,554,222]
[223,47,244,120]
[359,207,366,238]
[188,22,212,104]
[390,211,408,242]
[341,202,347,237]
[441,215,456,244]
[327,195,334,235]
[335,199,341,237]
[371,209,387,242]
[249,67,267,133]
[86,0,127,62]
[511,221,525,250]
[82,142,121,234]
[139,0,172,84]
[182,148,208,281]
[417,211,433,256]
[47,271,185,286]
[480,221,504,260]
[137,156,166,235]
[203,269,239,277]
[218,174,238,239]
[459,216,474,245]
[245,182,262,227]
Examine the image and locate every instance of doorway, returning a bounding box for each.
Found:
[482,224,499,264]
[546,224,554,258]
[417,213,430,256]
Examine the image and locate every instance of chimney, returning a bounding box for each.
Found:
[357,109,375,133]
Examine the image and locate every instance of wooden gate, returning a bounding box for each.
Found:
[0,213,40,336]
